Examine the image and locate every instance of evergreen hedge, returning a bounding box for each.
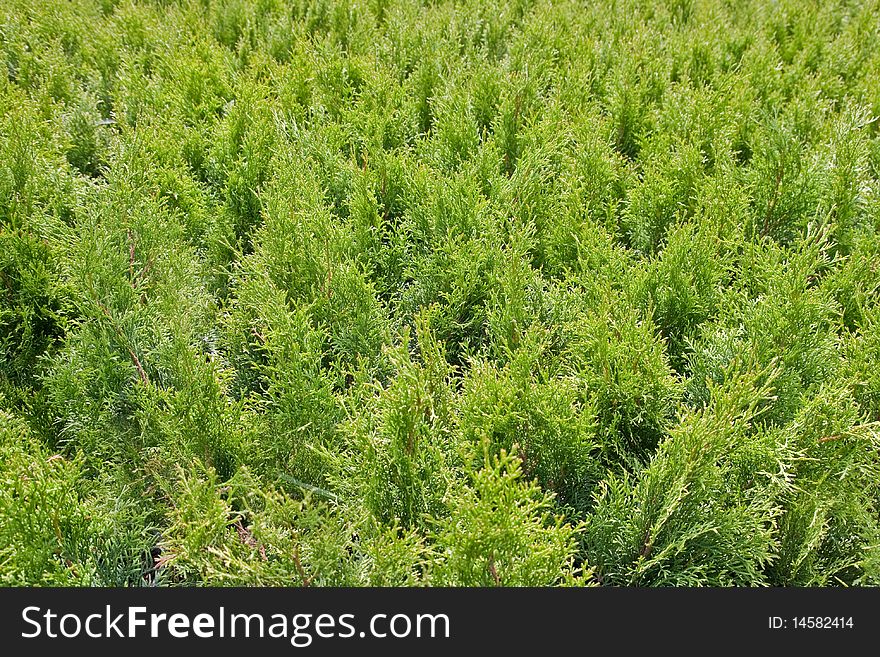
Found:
[1,0,879,586]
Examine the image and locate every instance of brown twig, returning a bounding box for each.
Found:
[818,422,880,443]
[251,326,267,344]
[235,520,267,561]
[293,544,313,587]
[488,554,501,586]
[133,258,154,290]
[94,297,149,384]
[639,528,653,559]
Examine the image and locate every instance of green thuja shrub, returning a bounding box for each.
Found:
[583,370,787,586]
[160,464,361,586]
[0,226,69,405]
[337,313,456,529]
[430,449,589,586]
[743,117,823,246]
[0,409,91,585]
[768,385,880,585]
[221,273,341,486]
[622,144,704,254]
[556,288,681,465]
[2,0,880,587]
[842,300,880,427]
[685,225,841,423]
[637,221,726,370]
[457,329,602,515]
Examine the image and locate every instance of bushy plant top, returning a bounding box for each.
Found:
[1,0,879,586]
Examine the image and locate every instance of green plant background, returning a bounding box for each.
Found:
[1,0,879,586]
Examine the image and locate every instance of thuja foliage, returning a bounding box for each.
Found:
[1,0,880,587]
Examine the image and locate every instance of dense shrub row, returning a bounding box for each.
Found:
[1,0,879,586]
